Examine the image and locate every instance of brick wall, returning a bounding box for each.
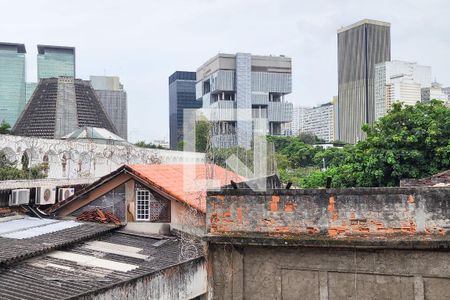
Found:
[206,187,450,238]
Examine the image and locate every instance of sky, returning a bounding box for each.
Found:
[1,0,449,142]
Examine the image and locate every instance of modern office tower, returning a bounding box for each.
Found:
[0,42,26,126]
[196,53,293,149]
[374,61,432,119]
[294,101,336,143]
[37,45,75,79]
[90,76,128,140]
[25,82,37,103]
[337,19,391,144]
[169,71,201,150]
[421,82,448,103]
[13,77,117,139]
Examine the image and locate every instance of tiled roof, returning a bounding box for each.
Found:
[0,230,204,300]
[128,164,245,213]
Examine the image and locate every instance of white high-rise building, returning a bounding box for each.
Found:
[421,81,448,103]
[292,99,336,143]
[374,61,432,120]
[291,106,307,135]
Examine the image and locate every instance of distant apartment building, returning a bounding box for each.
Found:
[291,106,307,135]
[374,61,432,120]
[196,53,293,149]
[0,42,26,126]
[421,81,448,103]
[443,87,450,101]
[90,76,128,140]
[337,19,391,144]
[293,100,336,143]
[37,45,75,79]
[169,71,201,150]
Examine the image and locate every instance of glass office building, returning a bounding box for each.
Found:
[25,82,37,103]
[169,71,202,150]
[37,45,75,79]
[0,42,26,126]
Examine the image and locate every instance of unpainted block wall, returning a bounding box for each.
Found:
[207,188,450,238]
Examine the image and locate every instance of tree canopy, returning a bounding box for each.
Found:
[300,100,450,188]
[0,120,11,135]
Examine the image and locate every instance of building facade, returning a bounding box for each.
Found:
[13,77,117,139]
[196,53,293,149]
[421,81,448,103]
[169,71,201,150]
[90,76,128,140]
[337,19,391,143]
[291,106,307,136]
[374,61,432,120]
[0,42,26,126]
[443,87,450,101]
[37,45,75,79]
[303,101,336,143]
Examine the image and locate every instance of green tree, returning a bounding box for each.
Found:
[134,140,165,149]
[0,151,47,180]
[0,120,11,134]
[195,119,211,153]
[302,100,450,188]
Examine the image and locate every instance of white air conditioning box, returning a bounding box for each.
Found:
[58,187,75,202]
[9,189,31,206]
[36,186,57,205]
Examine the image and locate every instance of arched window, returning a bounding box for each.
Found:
[62,154,67,174]
[21,152,29,171]
[43,154,49,176]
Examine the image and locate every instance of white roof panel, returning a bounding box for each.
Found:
[1,220,81,239]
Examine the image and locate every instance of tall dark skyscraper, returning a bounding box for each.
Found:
[337,19,391,144]
[169,71,201,150]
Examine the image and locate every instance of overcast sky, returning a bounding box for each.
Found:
[1,0,449,142]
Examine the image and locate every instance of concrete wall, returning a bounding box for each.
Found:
[77,258,207,300]
[206,187,450,299]
[208,244,450,300]
[207,188,450,238]
[0,134,204,179]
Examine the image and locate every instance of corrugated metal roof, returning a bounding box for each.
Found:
[0,222,118,266]
[0,231,204,300]
[1,219,81,239]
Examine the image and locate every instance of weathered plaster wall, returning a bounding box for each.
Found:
[209,244,450,300]
[0,134,204,179]
[207,188,450,238]
[77,258,207,300]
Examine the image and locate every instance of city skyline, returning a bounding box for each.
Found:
[1,0,450,142]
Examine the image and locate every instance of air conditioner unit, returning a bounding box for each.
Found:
[36,186,57,205]
[9,189,31,206]
[58,187,75,202]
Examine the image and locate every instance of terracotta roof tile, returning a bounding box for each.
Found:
[128,164,245,213]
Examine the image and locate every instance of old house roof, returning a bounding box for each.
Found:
[0,216,118,266]
[50,164,245,215]
[400,169,450,187]
[0,215,204,300]
[128,164,245,213]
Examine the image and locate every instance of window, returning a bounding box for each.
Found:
[136,189,150,221]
